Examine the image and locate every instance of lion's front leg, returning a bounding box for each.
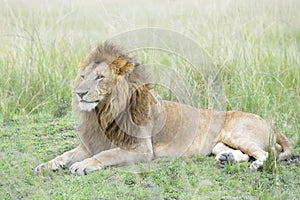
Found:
[70,147,154,175]
[35,144,90,174]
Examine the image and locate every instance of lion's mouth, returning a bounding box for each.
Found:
[80,100,100,104]
[78,100,100,111]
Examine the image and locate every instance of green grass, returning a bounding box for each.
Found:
[0,114,299,199]
[1,0,300,199]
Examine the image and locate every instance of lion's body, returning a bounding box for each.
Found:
[153,101,290,161]
[35,42,293,175]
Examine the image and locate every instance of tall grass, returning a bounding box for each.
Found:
[0,1,89,120]
[0,0,299,146]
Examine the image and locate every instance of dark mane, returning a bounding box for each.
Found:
[90,42,157,149]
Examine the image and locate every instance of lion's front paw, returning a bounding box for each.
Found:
[69,157,102,175]
[34,163,47,174]
[34,157,67,174]
[216,152,236,168]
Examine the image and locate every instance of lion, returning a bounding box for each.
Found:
[35,42,293,175]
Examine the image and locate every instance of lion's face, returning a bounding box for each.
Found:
[75,62,114,111]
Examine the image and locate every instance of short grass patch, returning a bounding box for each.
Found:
[0,114,299,199]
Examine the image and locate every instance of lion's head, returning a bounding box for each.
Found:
[73,42,158,148]
[74,43,138,112]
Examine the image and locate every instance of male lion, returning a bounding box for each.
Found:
[35,42,293,175]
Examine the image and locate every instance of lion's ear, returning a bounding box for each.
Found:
[110,56,135,75]
[80,58,88,69]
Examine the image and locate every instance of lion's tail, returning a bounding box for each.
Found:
[274,128,293,161]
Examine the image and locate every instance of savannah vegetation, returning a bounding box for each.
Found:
[0,0,299,199]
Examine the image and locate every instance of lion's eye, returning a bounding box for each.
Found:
[95,75,104,80]
[80,75,84,80]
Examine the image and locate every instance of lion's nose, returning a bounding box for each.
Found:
[77,91,88,99]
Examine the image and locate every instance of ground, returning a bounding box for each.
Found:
[0,114,299,199]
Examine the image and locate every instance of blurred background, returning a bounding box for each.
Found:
[1,0,299,144]
[1,0,299,113]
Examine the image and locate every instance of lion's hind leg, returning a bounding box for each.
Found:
[220,132,269,170]
[212,142,249,168]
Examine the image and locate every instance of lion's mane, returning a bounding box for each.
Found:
[74,42,157,150]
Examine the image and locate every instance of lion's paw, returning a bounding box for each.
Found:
[250,160,263,171]
[70,157,102,175]
[34,158,67,174]
[34,163,47,174]
[216,152,236,168]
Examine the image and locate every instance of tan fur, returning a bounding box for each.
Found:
[35,42,293,175]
